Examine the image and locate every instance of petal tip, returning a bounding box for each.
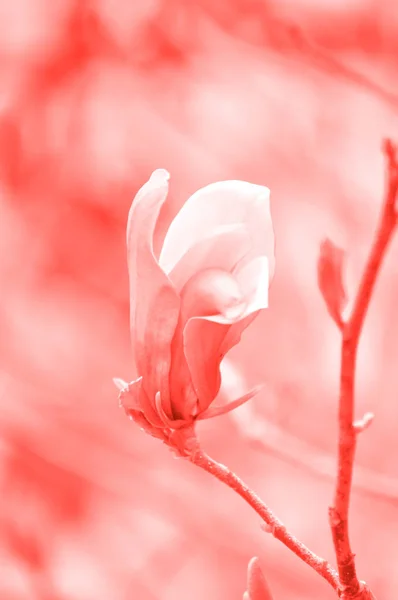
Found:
[150,169,170,185]
[113,377,128,391]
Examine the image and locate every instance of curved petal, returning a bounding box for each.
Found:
[183,257,269,412]
[180,268,248,322]
[234,255,269,311]
[127,169,180,412]
[154,391,190,429]
[117,377,164,427]
[168,267,247,422]
[130,411,168,442]
[159,180,275,281]
[197,384,264,420]
[167,224,252,292]
[183,318,225,411]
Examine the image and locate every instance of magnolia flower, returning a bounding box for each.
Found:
[114,169,275,456]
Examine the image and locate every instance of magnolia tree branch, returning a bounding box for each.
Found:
[328,139,398,599]
[189,448,340,592]
[122,141,397,599]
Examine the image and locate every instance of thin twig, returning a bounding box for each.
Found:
[189,448,340,592]
[329,139,398,599]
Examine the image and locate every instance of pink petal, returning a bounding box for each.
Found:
[127,170,180,414]
[183,257,269,412]
[168,326,199,422]
[197,384,264,420]
[233,255,269,313]
[178,268,248,415]
[130,410,168,441]
[154,391,189,429]
[159,180,275,281]
[168,260,254,421]
[180,268,248,322]
[168,267,246,422]
[217,256,269,354]
[118,377,164,427]
[167,224,252,292]
[182,318,233,412]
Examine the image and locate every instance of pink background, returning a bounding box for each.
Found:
[1,1,398,598]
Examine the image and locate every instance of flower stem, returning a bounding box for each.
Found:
[189,448,340,591]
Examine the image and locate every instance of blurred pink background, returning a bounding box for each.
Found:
[1,1,398,598]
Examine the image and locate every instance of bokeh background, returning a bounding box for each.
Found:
[1,0,398,598]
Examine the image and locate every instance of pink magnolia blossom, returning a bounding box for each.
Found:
[115,168,275,456]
